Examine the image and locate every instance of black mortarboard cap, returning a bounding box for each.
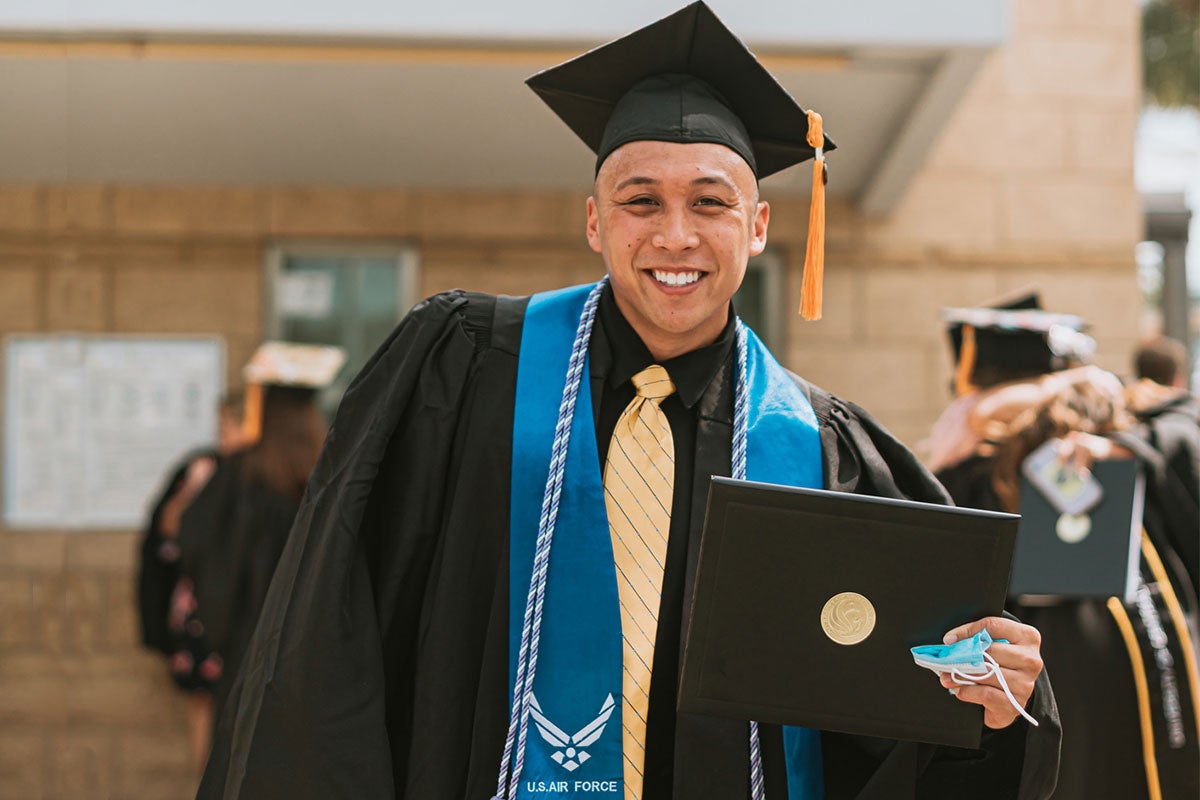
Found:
[241,342,346,441]
[525,0,835,180]
[942,294,1096,393]
[527,1,836,320]
[946,292,1041,368]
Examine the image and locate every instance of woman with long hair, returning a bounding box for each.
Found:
[137,393,247,774]
[178,343,344,747]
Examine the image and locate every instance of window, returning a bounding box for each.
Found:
[265,244,419,416]
[734,249,785,352]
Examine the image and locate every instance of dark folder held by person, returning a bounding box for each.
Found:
[1010,458,1145,602]
[678,478,1018,749]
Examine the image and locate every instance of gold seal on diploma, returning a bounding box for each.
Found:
[820,592,876,645]
[1055,512,1091,544]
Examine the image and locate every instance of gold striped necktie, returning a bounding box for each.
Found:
[602,364,676,800]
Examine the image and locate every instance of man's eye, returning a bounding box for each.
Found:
[623,196,658,206]
[696,197,729,207]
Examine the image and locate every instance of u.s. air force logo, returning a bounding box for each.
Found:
[529,693,615,771]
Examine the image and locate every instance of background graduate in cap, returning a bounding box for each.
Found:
[177,342,343,735]
[136,390,248,775]
[198,4,1058,798]
[929,297,1199,800]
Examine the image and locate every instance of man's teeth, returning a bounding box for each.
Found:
[652,270,701,287]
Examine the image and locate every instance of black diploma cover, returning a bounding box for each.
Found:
[678,477,1018,748]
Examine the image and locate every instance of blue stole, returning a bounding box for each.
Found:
[509,282,824,799]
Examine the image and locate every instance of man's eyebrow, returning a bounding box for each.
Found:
[614,176,659,192]
[612,175,739,192]
[691,176,737,191]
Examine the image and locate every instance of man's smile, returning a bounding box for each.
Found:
[648,268,705,290]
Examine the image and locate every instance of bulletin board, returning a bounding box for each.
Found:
[4,336,225,529]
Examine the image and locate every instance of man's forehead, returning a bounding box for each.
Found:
[597,140,756,187]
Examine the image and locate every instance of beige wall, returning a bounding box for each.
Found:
[0,0,1141,796]
[785,0,1142,446]
[0,185,609,798]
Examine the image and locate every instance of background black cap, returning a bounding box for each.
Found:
[526,1,835,179]
[943,294,1096,391]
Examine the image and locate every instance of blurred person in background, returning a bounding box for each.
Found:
[926,297,1200,800]
[1127,336,1200,592]
[1133,335,1192,391]
[136,392,248,773]
[177,343,343,743]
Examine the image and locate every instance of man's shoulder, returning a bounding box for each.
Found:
[781,370,907,442]
[395,289,531,357]
[780,368,950,504]
[781,369,859,426]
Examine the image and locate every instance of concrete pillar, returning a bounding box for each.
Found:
[1144,192,1193,355]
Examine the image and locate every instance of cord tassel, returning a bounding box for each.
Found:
[800,109,826,321]
[242,382,263,443]
[954,324,979,397]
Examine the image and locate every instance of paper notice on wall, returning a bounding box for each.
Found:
[4,337,224,529]
[276,270,335,319]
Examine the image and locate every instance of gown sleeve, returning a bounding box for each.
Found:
[197,291,489,799]
[136,455,199,654]
[178,455,242,655]
[178,455,302,713]
[803,382,1063,800]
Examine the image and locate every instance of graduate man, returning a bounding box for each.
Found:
[198,4,1060,798]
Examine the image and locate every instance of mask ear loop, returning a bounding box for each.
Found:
[949,652,1039,726]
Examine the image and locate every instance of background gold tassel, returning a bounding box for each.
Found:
[242,382,263,443]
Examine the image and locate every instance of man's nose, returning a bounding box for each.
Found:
[652,206,700,252]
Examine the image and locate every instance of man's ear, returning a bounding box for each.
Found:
[749,200,770,257]
[586,196,602,254]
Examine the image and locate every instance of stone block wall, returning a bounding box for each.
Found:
[0,529,194,798]
[0,184,604,799]
[0,0,1142,796]
[774,0,1142,446]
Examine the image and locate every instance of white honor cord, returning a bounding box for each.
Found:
[494,279,606,800]
[732,321,767,800]
[948,652,1040,727]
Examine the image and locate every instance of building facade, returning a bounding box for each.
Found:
[0,0,1141,795]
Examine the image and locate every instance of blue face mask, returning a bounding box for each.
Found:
[911,629,1038,726]
[912,629,1001,675]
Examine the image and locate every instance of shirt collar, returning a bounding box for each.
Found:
[597,282,736,409]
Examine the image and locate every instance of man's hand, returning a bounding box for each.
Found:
[939,616,1043,729]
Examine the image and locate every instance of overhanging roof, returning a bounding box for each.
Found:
[0,1,1008,215]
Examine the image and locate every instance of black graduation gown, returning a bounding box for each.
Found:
[178,450,301,721]
[199,290,1060,800]
[137,449,219,654]
[937,444,1199,800]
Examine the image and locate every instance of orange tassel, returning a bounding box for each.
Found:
[242,382,263,443]
[954,324,978,397]
[800,110,826,321]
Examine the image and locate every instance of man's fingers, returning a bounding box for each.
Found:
[943,617,990,644]
[946,684,1021,729]
[937,668,1034,702]
[986,642,1042,675]
[943,616,1042,646]
[946,683,996,706]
